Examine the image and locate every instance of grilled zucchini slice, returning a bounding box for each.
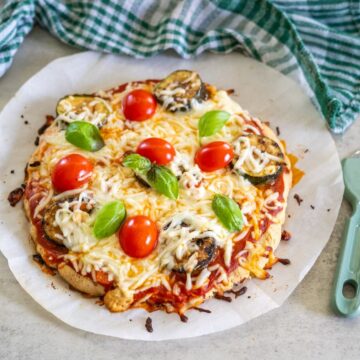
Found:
[172,234,216,274]
[154,70,208,112]
[161,219,216,273]
[42,196,94,246]
[56,95,110,127]
[233,134,284,185]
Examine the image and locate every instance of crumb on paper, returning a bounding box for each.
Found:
[215,294,232,302]
[226,286,248,299]
[281,230,291,241]
[145,317,153,332]
[294,194,303,205]
[8,186,24,207]
[327,208,331,212]
[278,258,291,265]
[193,307,211,313]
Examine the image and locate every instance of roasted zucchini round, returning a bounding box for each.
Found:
[172,235,216,274]
[56,95,110,127]
[154,70,208,112]
[232,134,284,185]
[42,196,94,246]
[161,219,216,273]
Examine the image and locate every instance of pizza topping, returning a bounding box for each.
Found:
[154,70,208,112]
[52,154,94,192]
[93,200,126,239]
[146,165,179,200]
[159,214,216,277]
[56,95,111,128]
[170,154,204,190]
[43,194,95,247]
[122,153,179,199]
[122,153,152,174]
[122,89,157,121]
[118,215,158,258]
[195,141,234,172]
[198,110,230,138]
[65,121,105,152]
[232,134,284,185]
[212,194,243,232]
[136,138,176,165]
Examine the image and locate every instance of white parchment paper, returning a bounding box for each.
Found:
[0,52,344,340]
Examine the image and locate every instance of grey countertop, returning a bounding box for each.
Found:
[1,27,360,360]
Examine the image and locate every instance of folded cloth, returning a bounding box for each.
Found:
[0,0,359,133]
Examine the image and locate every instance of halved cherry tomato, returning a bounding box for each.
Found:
[122,89,157,121]
[51,154,93,192]
[136,138,176,165]
[118,215,158,258]
[195,141,234,172]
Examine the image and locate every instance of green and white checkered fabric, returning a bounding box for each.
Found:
[0,0,359,133]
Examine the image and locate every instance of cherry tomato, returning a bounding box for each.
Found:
[51,154,93,192]
[195,141,234,172]
[118,215,158,258]
[122,89,157,121]
[136,138,176,165]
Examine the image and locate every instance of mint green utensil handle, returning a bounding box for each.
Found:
[333,203,360,317]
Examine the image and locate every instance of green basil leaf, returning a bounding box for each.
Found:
[65,121,105,152]
[146,165,179,200]
[122,153,152,175]
[198,110,231,138]
[93,200,126,239]
[212,194,243,232]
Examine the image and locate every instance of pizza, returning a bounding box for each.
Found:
[20,70,292,317]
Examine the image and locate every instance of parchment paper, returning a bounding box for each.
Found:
[0,52,344,340]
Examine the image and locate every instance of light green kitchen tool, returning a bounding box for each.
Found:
[333,150,360,317]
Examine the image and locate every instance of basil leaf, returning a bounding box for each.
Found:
[93,200,126,239]
[147,165,179,200]
[122,153,152,175]
[198,110,231,138]
[212,194,243,232]
[65,121,105,152]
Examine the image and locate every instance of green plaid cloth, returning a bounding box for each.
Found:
[1,0,359,133]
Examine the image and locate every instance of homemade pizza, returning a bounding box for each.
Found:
[20,70,292,316]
